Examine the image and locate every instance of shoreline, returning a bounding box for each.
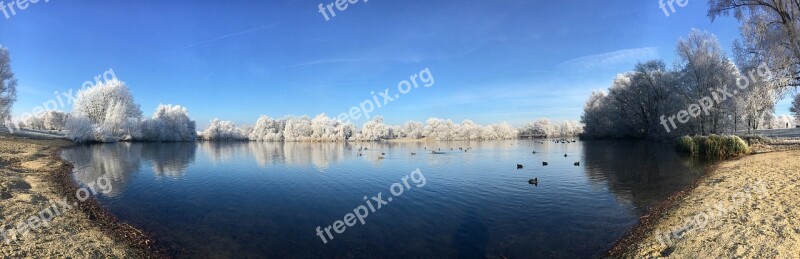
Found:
[0,134,167,258]
[609,146,800,258]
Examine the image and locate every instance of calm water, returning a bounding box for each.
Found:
[61,140,706,258]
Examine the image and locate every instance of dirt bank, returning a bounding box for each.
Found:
[611,149,800,258]
[0,134,162,258]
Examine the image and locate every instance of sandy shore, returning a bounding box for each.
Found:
[611,149,800,258]
[0,133,157,258]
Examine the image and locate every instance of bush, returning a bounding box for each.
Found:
[65,114,94,143]
[678,136,698,154]
[678,135,750,160]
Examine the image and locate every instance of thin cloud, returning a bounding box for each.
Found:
[287,58,370,68]
[560,47,659,70]
[163,24,278,55]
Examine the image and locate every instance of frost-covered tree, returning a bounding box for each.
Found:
[69,79,143,142]
[283,116,313,141]
[250,116,285,141]
[140,104,197,141]
[23,114,45,130]
[520,119,554,137]
[336,122,356,140]
[520,119,583,138]
[791,94,800,122]
[356,116,389,141]
[460,120,484,140]
[0,46,17,123]
[73,79,142,125]
[43,110,67,130]
[401,121,425,139]
[424,118,456,141]
[581,90,619,138]
[709,0,800,91]
[200,119,248,141]
[773,114,796,128]
[732,42,779,133]
[675,29,740,135]
[485,122,518,139]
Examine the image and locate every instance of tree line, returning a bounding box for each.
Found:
[583,0,800,139]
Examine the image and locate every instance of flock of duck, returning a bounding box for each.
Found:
[519,139,580,186]
[348,140,581,186]
[349,146,475,159]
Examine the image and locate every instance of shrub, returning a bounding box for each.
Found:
[678,135,749,160]
[65,114,94,143]
[678,136,698,154]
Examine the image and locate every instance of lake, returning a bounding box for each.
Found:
[60,139,706,258]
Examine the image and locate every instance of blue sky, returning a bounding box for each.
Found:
[0,0,792,127]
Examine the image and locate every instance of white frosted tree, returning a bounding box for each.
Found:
[200,119,248,141]
[460,120,484,140]
[283,116,313,141]
[401,121,425,139]
[23,114,45,130]
[249,116,286,141]
[485,122,518,139]
[310,114,345,141]
[773,114,796,129]
[42,110,67,130]
[791,94,800,123]
[357,116,389,141]
[336,122,356,140]
[0,46,16,124]
[140,104,197,141]
[73,79,142,125]
[424,118,456,141]
[69,79,143,142]
[709,0,800,92]
[676,29,740,135]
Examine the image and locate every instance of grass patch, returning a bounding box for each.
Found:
[677,135,750,160]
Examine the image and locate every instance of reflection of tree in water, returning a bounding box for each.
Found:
[139,142,196,178]
[61,143,142,197]
[199,141,246,164]
[581,140,705,213]
[282,142,346,172]
[247,142,285,168]
[199,142,348,172]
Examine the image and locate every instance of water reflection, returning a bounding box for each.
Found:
[59,140,707,258]
[61,143,142,197]
[581,140,706,213]
[140,142,197,178]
